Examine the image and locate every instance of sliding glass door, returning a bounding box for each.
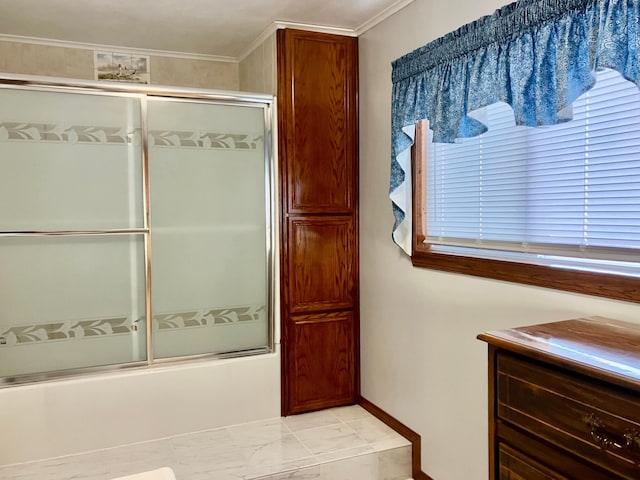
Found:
[0,80,273,383]
[148,99,270,359]
[0,87,147,378]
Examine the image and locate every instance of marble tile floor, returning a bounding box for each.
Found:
[0,405,412,480]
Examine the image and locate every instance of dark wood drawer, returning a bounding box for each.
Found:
[497,352,640,479]
[499,443,569,480]
[498,423,618,480]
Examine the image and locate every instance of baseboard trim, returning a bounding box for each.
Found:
[413,470,434,480]
[357,396,433,480]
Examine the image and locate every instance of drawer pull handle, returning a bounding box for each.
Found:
[583,413,640,453]
[625,429,640,450]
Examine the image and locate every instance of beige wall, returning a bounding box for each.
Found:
[358,1,640,479]
[239,32,277,94]
[0,40,239,90]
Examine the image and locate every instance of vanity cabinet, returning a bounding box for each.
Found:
[478,317,640,479]
[277,29,359,415]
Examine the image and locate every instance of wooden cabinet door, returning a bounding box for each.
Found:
[287,311,355,413]
[278,29,359,415]
[287,216,355,313]
[278,29,357,215]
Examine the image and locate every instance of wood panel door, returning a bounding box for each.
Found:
[278,29,359,415]
[279,29,357,215]
[288,311,355,412]
[287,217,355,313]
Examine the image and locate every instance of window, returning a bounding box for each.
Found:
[412,69,640,302]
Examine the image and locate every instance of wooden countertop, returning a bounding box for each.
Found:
[478,316,640,393]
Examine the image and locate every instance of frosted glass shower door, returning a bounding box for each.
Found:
[0,87,147,378]
[148,99,270,359]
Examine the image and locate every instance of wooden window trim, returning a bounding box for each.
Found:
[410,120,640,304]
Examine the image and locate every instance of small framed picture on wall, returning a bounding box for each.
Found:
[94,51,150,84]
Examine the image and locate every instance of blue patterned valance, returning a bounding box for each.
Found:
[390,0,640,254]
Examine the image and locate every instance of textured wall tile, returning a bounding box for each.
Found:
[2,43,91,79]
[149,56,176,85]
[239,33,277,95]
[0,41,7,72]
[264,33,277,95]
[155,56,191,88]
[64,48,94,79]
[6,42,38,75]
[239,48,260,92]
[239,55,250,90]
[214,61,239,90]
[35,45,68,77]
[255,48,264,91]
[172,57,199,87]
[150,56,238,90]
[0,43,240,89]
[195,59,221,88]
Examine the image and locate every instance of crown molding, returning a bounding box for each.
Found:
[238,20,358,62]
[3,0,416,65]
[356,0,416,35]
[0,34,237,63]
[237,23,280,62]
[272,21,357,37]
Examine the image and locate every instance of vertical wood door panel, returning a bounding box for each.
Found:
[287,311,354,413]
[288,216,354,313]
[278,29,359,416]
[281,31,357,214]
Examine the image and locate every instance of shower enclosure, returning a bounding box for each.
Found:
[0,75,275,384]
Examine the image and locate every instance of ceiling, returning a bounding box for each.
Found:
[0,0,412,60]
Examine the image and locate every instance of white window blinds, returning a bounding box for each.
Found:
[426,68,640,263]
